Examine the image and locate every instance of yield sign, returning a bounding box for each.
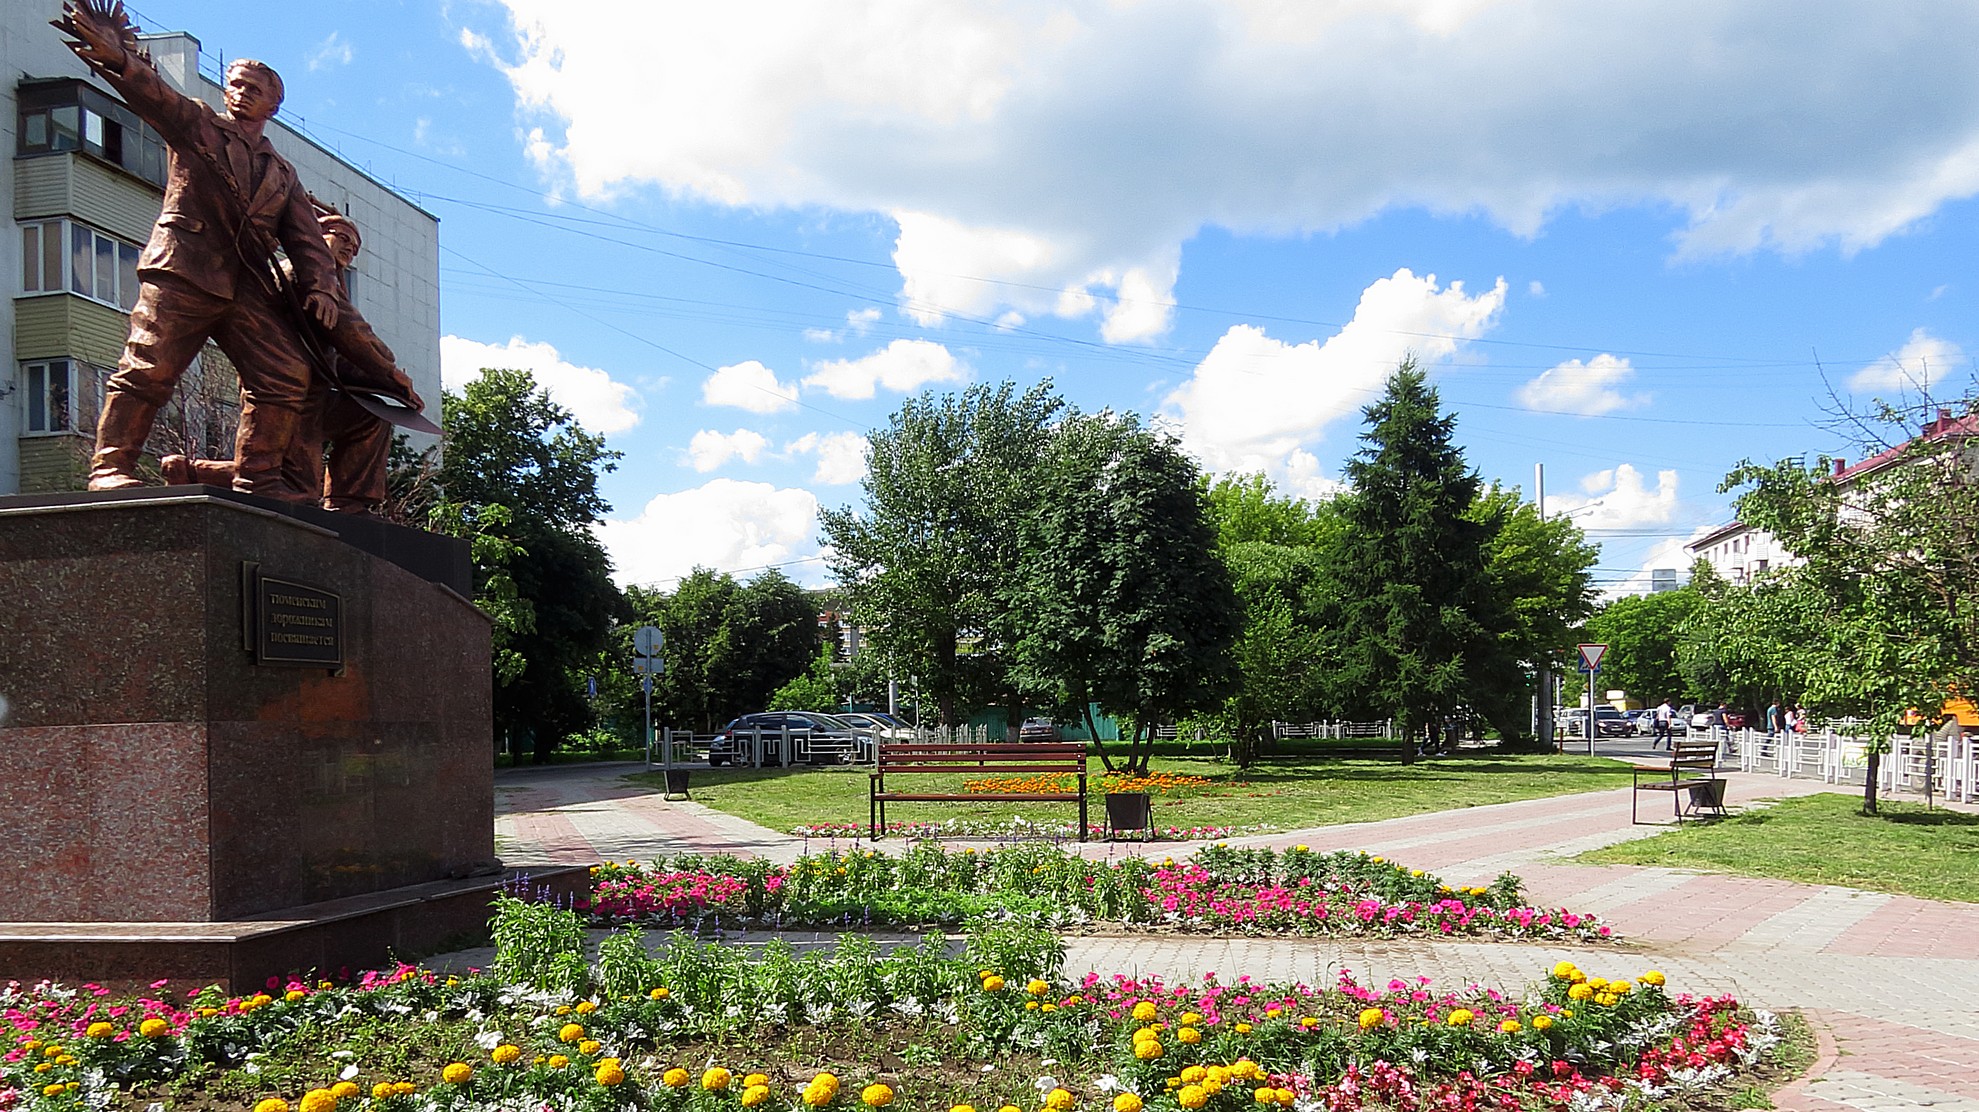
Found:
[1576,642,1608,673]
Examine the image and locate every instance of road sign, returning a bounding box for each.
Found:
[1576,642,1608,673]
[633,655,665,675]
[634,625,664,657]
[641,674,652,694]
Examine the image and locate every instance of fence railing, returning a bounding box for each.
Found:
[1714,727,1976,804]
[1272,720,1394,740]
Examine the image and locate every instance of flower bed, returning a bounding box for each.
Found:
[0,908,1785,1112]
[584,844,1611,943]
[788,820,1255,843]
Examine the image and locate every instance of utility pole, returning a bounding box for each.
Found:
[1535,463,1555,746]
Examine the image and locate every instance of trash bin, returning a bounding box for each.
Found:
[664,768,692,797]
[1105,792,1153,840]
[1687,778,1726,814]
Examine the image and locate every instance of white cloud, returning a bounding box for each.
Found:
[441,334,640,434]
[803,307,885,343]
[1516,354,1649,416]
[1550,464,1680,531]
[802,339,966,400]
[1162,268,1506,484]
[1527,281,1546,298]
[476,0,1979,340]
[1850,328,1966,394]
[597,479,824,589]
[1603,534,1703,601]
[701,360,798,413]
[786,431,870,485]
[307,31,353,71]
[686,428,771,472]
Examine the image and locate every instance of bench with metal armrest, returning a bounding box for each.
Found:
[1631,738,1727,823]
[870,741,1088,841]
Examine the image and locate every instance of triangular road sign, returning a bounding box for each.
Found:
[1577,642,1608,673]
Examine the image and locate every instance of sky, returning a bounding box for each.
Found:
[115,0,1979,597]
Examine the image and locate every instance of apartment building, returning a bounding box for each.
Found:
[3,2,440,494]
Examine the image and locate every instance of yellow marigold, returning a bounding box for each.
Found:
[442,1062,473,1084]
[1532,1015,1554,1031]
[742,1086,772,1108]
[1113,1095,1144,1112]
[598,1061,628,1087]
[1292,845,1309,852]
[663,1067,691,1088]
[1585,977,1607,990]
[1025,1001,1040,1011]
[1640,971,1666,987]
[1132,1001,1158,1021]
[1133,1039,1163,1060]
[803,1086,834,1107]
[549,1054,571,1069]
[253,1099,290,1112]
[299,1089,337,1112]
[1275,1089,1297,1107]
[1298,1017,1319,1030]
[492,1044,523,1065]
[862,1083,896,1107]
[1044,1087,1075,1112]
[1027,979,1051,996]
[555,1005,572,1015]
[1596,993,1618,1008]
[1042,1004,1057,1013]
[1265,1008,1281,1018]
[43,1086,67,1099]
[704,1067,733,1090]
[1610,981,1632,996]
[1178,1027,1202,1045]
[1253,1088,1275,1105]
[954,1106,978,1112]
[1446,1009,1474,1027]
[998,1106,1020,1112]
[286,990,306,1002]
[139,1017,170,1038]
[575,1000,598,1014]
[1235,1022,1253,1034]
[372,1082,395,1099]
[1181,1067,1207,1084]
[1551,961,1578,980]
[1499,1019,1521,1033]
[578,1040,602,1057]
[1178,1085,1209,1110]
[1567,984,1593,1001]
[650,986,671,1000]
[744,1073,770,1088]
[1133,1026,1159,1044]
[1180,1012,1203,1026]
[1358,1008,1384,1030]
[85,1022,114,1038]
[558,1023,585,1043]
[982,976,1006,992]
[393,1082,415,1096]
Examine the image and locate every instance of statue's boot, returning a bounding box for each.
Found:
[161,455,238,487]
[86,393,160,491]
[232,404,315,503]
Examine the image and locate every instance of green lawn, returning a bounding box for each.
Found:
[628,748,1636,836]
[1581,792,1979,904]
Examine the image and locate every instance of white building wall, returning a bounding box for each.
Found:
[1687,525,1804,586]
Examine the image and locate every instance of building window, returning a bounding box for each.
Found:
[22,359,96,434]
[18,219,142,311]
[16,79,167,188]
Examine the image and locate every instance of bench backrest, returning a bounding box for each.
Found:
[876,741,1086,773]
[1666,739,1719,771]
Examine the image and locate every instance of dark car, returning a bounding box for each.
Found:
[1563,707,1632,738]
[1019,717,1061,742]
[709,712,863,766]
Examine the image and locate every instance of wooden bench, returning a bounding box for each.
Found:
[1631,738,1727,824]
[869,741,1088,841]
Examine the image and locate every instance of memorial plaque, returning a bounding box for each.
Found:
[247,568,344,668]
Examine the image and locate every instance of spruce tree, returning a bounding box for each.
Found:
[1331,360,1500,762]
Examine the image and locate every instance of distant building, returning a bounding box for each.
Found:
[4,4,440,494]
[1649,568,1678,593]
[1686,409,1979,583]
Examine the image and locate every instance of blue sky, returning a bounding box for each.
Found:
[118,0,1979,594]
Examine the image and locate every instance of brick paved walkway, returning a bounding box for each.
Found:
[490,762,1979,1110]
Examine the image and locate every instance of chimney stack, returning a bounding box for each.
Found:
[1833,458,1847,476]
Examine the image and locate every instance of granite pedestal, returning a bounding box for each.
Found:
[0,488,562,989]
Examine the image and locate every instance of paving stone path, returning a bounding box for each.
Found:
[486,762,1979,1110]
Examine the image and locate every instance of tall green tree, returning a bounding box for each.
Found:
[434,368,626,760]
[1014,412,1240,772]
[1329,361,1500,761]
[613,569,821,734]
[1471,483,1599,737]
[821,382,1065,727]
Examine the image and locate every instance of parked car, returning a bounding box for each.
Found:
[1683,704,1745,730]
[1019,717,1061,742]
[708,712,863,766]
[836,711,916,741]
[1562,706,1632,738]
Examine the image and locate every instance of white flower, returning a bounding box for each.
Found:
[890,998,925,1018]
[474,1030,504,1050]
[330,1050,356,1060]
[1034,1076,1060,1095]
[1092,1075,1120,1093]
[339,1065,360,1081]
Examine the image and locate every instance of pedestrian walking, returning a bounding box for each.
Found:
[1765,699,1782,735]
[1652,698,1675,749]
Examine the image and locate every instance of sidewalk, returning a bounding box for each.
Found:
[489,762,1979,1111]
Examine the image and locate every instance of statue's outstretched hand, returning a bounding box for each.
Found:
[54,0,139,72]
[304,291,340,331]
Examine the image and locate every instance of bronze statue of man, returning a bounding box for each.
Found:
[55,0,342,497]
[162,207,427,513]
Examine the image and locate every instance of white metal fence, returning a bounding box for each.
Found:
[1713,726,1977,804]
[1272,720,1394,740]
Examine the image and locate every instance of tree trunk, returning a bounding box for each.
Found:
[1400,716,1416,766]
[1082,699,1119,774]
[1863,750,1881,815]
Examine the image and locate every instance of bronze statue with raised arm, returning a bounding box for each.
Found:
[53,0,344,498]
